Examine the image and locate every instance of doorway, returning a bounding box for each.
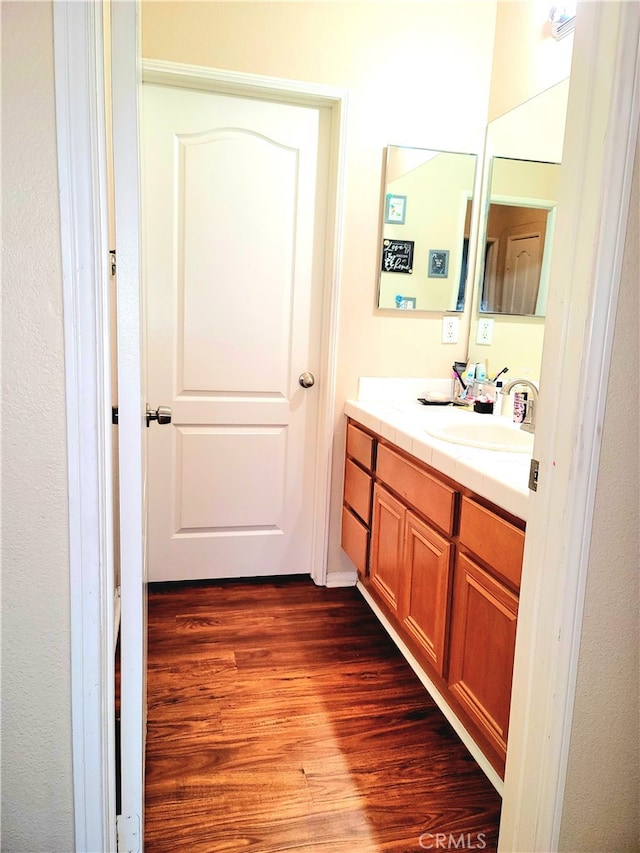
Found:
[53,2,640,850]
[112,47,347,850]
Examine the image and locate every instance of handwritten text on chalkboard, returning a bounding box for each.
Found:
[382,239,414,274]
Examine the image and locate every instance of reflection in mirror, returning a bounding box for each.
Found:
[480,158,560,316]
[377,146,477,312]
[467,79,569,382]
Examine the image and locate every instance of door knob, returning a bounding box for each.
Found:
[298,372,315,389]
[146,404,172,427]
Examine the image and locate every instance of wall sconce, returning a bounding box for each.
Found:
[548,4,577,40]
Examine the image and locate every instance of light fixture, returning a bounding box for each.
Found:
[549,3,577,40]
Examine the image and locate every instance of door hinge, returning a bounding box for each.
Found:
[110,249,117,277]
[112,406,119,425]
[116,813,141,852]
[529,457,540,492]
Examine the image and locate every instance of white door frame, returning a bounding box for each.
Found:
[140,58,349,586]
[52,3,116,851]
[110,1,147,850]
[499,3,639,850]
[53,1,638,850]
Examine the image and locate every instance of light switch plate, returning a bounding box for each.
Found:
[442,316,459,344]
[476,318,494,345]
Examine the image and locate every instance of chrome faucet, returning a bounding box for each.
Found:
[501,379,539,434]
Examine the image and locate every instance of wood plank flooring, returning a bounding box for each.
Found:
[145,577,501,852]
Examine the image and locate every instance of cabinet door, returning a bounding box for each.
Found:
[369,483,405,615]
[448,552,518,764]
[399,511,453,677]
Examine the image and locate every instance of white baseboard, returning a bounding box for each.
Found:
[356,581,503,795]
[325,570,358,588]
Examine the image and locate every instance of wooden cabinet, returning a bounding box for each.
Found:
[344,458,372,524]
[369,483,405,615]
[448,552,518,760]
[372,441,458,673]
[340,417,525,776]
[459,495,525,590]
[341,506,369,580]
[341,423,375,580]
[376,444,457,535]
[346,421,375,470]
[450,495,524,765]
[399,510,453,676]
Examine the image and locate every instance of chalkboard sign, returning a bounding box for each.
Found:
[382,239,414,274]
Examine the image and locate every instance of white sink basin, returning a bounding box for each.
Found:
[424,416,534,453]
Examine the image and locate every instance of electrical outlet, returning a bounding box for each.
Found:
[442,316,459,344]
[476,318,494,345]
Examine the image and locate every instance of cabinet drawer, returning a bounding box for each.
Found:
[344,458,372,524]
[376,443,457,535]
[341,506,369,579]
[459,496,525,589]
[346,422,375,472]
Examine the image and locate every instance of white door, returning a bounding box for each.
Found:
[141,82,330,582]
[504,233,542,314]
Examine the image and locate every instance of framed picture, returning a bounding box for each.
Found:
[384,194,407,225]
[394,295,416,310]
[428,249,449,278]
[382,239,414,274]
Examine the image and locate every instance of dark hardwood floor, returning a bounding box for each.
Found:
[145,577,501,852]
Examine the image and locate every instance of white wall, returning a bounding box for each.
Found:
[0,2,75,850]
[489,0,574,121]
[471,2,573,385]
[558,136,640,853]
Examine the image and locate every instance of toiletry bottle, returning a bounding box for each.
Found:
[513,391,528,423]
[493,380,503,416]
[476,362,487,382]
[465,362,476,384]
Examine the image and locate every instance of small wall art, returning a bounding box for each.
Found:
[428,249,449,278]
[384,194,407,225]
[382,239,414,274]
[394,295,416,309]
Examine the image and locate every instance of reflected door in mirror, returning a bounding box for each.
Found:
[479,158,559,317]
[481,203,549,315]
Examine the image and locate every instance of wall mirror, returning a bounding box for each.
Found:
[377,146,478,312]
[467,79,570,379]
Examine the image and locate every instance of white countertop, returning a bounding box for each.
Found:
[345,398,531,521]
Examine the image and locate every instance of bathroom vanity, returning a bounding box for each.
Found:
[341,394,531,780]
